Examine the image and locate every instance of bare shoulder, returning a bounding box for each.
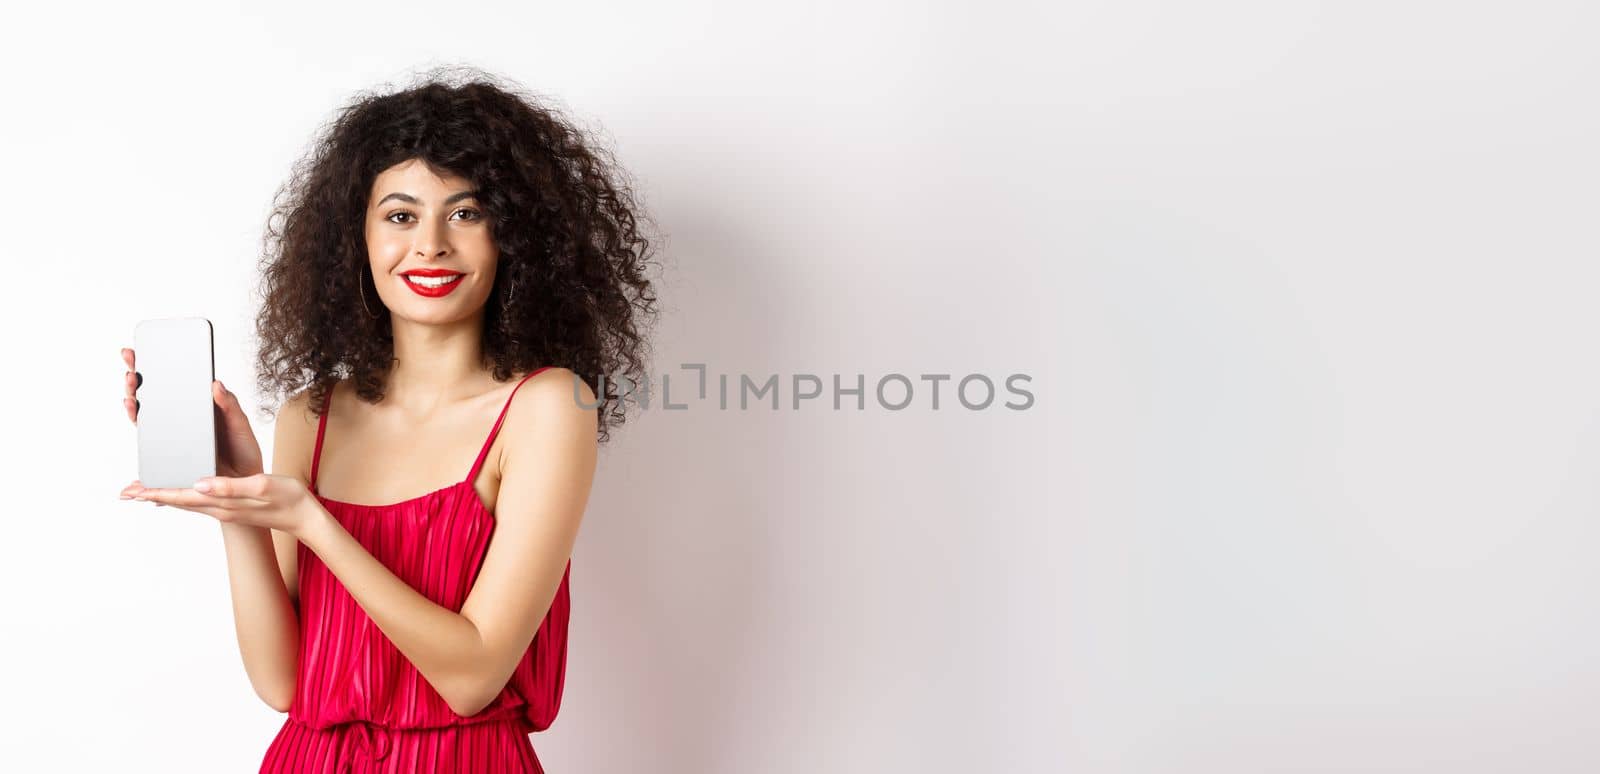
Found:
[278,385,321,430]
[272,386,322,483]
[526,367,598,411]
[497,368,599,475]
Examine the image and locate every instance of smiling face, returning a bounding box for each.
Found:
[363,158,499,324]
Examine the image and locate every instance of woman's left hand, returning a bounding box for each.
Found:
[123,473,319,536]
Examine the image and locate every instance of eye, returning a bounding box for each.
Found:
[383,209,480,224]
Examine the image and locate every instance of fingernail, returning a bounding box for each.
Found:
[119,493,132,500]
[194,480,212,492]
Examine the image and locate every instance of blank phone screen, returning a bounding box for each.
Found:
[134,317,216,488]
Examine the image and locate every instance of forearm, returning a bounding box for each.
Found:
[294,501,492,715]
[218,522,299,711]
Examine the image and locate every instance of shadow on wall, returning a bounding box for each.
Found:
[561,207,785,774]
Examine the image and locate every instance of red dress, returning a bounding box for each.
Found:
[260,367,571,773]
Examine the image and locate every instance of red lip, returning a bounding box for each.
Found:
[401,268,464,277]
[401,271,465,297]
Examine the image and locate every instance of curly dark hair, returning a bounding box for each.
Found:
[250,66,659,444]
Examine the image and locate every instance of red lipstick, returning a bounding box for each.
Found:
[400,268,465,298]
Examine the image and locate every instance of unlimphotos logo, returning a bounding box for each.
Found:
[569,364,1035,411]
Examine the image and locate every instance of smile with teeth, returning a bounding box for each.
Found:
[404,274,463,288]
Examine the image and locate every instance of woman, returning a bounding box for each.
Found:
[118,69,658,772]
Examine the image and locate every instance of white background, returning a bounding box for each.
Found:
[2,1,1597,772]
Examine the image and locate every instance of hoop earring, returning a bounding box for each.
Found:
[359,266,381,319]
[502,274,517,309]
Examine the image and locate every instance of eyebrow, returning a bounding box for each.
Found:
[375,190,480,207]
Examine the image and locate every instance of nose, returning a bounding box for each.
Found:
[412,216,451,259]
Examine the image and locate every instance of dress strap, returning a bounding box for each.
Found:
[310,404,329,495]
[466,367,554,484]
[310,401,329,492]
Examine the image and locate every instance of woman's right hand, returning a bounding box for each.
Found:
[121,348,266,501]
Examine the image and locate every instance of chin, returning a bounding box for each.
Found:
[394,301,486,326]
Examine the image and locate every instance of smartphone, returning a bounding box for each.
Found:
[134,317,217,488]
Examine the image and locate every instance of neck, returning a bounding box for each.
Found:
[385,310,491,410]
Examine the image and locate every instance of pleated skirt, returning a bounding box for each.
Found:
[259,716,543,773]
